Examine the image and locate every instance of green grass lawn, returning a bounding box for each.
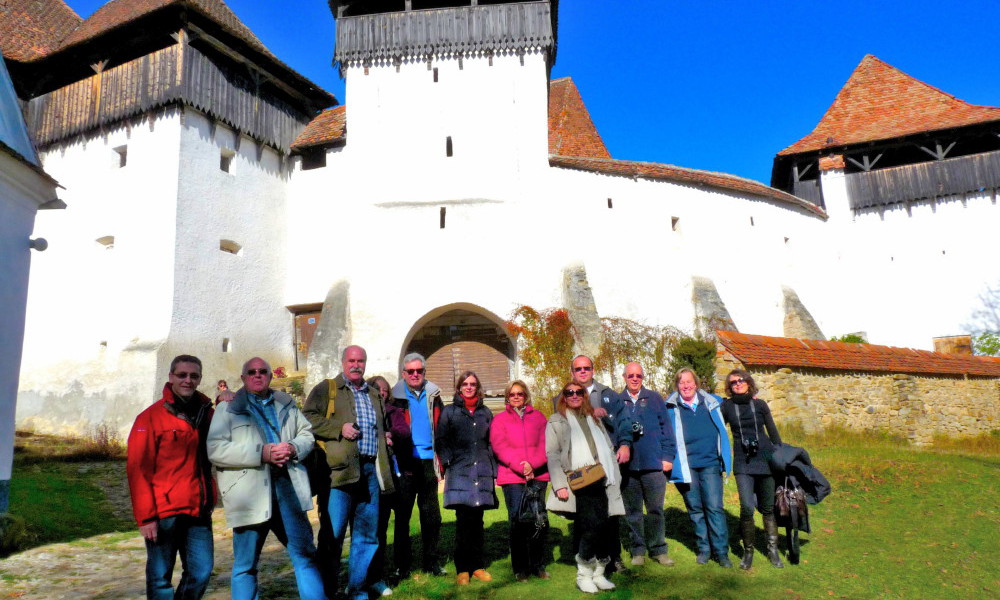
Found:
[4,428,997,599]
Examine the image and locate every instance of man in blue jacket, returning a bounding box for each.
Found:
[617,362,677,566]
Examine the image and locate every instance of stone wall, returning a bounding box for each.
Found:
[715,350,1000,445]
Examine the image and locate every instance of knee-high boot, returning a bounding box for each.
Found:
[575,555,599,594]
[739,518,756,570]
[763,515,784,568]
[592,558,616,591]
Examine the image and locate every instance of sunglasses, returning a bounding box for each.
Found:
[729,378,747,386]
[173,372,201,380]
[626,373,644,379]
[573,366,594,372]
[246,369,269,376]
[404,368,425,375]
[563,389,586,398]
[508,391,526,398]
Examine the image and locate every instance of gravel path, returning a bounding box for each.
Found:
[0,462,323,599]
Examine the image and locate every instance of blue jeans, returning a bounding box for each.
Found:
[676,465,729,558]
[145,514,213,600]
[231,471,326,600]
[327,459,381,600]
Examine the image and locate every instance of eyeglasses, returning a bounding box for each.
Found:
[460,382,478,388]
[173,372,201,380]
[508,391,526,398]
[625,373,644,380]
[404,368,425,375]
[563,389,586,398]
[246,369,269,376]
[573,366,593,372]
[729,378,747,386]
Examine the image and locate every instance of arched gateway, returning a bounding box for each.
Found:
[400,304,515,396]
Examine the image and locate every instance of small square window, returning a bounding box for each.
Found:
[220,149,235,173]
[113,145,127,168]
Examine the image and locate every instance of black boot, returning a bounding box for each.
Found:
[739,518,756,570]
[763,515,784,568]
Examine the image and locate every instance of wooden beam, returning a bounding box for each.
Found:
[917,140,957,160]
[184,23,314,106]
[846,153,882,171]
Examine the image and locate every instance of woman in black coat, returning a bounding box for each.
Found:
[435,370,498,585]
[720,369,784,570]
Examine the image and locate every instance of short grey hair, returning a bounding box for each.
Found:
[401,352,426,368]
[241,357,271,374]
[341,345,367,360]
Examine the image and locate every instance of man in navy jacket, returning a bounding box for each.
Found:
[617,362,677,566]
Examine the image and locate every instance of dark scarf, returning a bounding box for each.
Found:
[729,392,753,405]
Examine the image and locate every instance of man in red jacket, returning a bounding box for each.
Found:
[127,354,215,600]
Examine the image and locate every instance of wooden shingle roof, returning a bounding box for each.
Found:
[0,0,81,62]
[59,0,274,59]
[717,330,1000,378]
[780,55,1000,156]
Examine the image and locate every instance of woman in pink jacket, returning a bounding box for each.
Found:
[489,380,551,581]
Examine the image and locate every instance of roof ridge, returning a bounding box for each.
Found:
[779,54,1000,156]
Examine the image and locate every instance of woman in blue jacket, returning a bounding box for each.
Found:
[665,368,733,568]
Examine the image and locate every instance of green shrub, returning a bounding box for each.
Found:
[830,333,868,344]
[666,336,717,392]
[0,514,34,556]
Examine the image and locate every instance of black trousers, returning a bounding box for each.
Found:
[394,458,442,572]
[575,482,614,561]
[501,481,548,576]
[734,473,776,520]
[453,506,486,573]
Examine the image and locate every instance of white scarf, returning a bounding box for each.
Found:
[566,410,620,486]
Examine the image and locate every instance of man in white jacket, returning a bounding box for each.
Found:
[208,357,326,600]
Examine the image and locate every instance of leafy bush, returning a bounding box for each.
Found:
[0,514,34,556]
[506,306,576,406]
[972,331,1000,356]
[830,333,868,344]
[665,336,717,393]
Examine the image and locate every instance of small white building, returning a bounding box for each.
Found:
[0,50,61,512]
[2,0,998,436]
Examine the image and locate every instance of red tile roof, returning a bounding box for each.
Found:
[550,155,827,218]
[548,77,610,159]
[0,0,81,62]
[717,330,1000,378]
[291,105,345,150]
[780,55,1000,156]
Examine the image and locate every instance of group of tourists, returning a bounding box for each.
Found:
[126,347,787,600]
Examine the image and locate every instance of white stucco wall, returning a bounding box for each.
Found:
[286,51,831,378]
[803,168,999,350]
[0,152,58,508]
[17,107,294,436]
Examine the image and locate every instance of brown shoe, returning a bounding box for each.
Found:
[534,570,551,580]
[471,569,492,582]
[654,553,675,566]
[456,572,470,585]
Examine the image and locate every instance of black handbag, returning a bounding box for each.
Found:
[517,481,549,537]
[774,476,809,564]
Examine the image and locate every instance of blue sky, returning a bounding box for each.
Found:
[66,0,1000,184]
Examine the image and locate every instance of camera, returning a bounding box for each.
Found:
[742,437,759,457]
[631,420,644,437]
